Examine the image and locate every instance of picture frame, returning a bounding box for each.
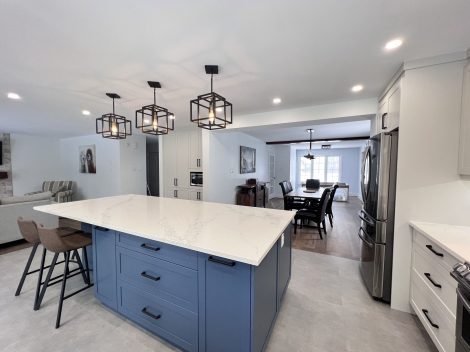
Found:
[240,146,256,174]
[79,145,96,174]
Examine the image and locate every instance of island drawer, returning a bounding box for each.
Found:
[118,283,198,352]
[117,246,198,313]
[414,230,459,272]
[117,232,198,270]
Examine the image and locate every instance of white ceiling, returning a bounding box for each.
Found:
[242,120,371,142]
[1,0,470,136]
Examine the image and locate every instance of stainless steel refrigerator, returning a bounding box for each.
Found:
[358,129,398,303]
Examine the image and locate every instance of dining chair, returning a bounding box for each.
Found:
[279,181,306,211]
[306,179,320,190]
[326,184,339,227]
[294,188,331,239]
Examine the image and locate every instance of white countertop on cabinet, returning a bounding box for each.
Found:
[410,221,470,263]
[34,194,294,266]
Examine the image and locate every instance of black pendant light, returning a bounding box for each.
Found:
[96,93,132,139]
[135,81,175,136]
[190,65,233,130]
[304,129,315,160]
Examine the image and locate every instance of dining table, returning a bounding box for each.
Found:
[288,187,329,200]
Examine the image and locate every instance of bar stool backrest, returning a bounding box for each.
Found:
[37,226,68,253]
[17,217,40,244]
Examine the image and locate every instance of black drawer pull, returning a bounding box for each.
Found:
[141,307,161,320]
[424,273,442,288]
[141,271,160,281]
[208,256,236,267]
[94,226,109,232]
[425,245,444,257]
[141,243,160,251]
[422,309,439,329]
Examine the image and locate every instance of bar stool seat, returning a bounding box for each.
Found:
[37,226,93,328]
[15,218,86,310]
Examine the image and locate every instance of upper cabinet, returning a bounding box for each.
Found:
[189,130,202,170]
[371,78,401,136]
[459,60,470,175]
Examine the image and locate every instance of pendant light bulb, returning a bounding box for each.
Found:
[152,110,158,131]
[111,118,118,136]
[208,107,215,124]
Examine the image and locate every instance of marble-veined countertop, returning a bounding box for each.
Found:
[34,194,295,266]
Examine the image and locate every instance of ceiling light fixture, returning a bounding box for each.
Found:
[273,97,282,104]
[351,85,363,93]
[7,92,20,100]
[385,38,403,51]
[304,129,315,160]
[136,81,175,136]
[190,65,233,130]
[82,110,91,116]
[96,93,132,139]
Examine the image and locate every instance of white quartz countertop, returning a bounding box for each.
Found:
[34,194,294,266]
[410,221,470,263]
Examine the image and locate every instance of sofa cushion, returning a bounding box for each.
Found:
[0,191,52,205]
[42,181,73,193]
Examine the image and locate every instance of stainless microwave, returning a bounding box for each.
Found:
[190,172,203,187]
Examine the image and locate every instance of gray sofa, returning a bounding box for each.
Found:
[0,192,58,244]
[26,181,74,203]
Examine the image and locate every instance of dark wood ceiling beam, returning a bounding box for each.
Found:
[265,136,369,145]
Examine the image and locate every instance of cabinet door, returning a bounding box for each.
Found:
[163,133,177,197]
[189,130,202,170]
[176,131,190,188]
[172,188,189,200]
[377,100,388,134]
[387,84,400,131]
[92,226,117,310]
[459,60,470,175]
[189,190,203,201]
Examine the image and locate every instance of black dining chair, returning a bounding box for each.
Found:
[294,188,330,239]
[306,179,320,190]
[326,184,339,227]
[279,181,306,211]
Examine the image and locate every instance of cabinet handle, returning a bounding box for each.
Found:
[175,178,178,187]
[197,159,199,167]
[174,190,178,198]
[208,256,236,267]
[141,271,161,282]
[422,309,439,329]
[381,113,388,130]
[141,243,161,252]
[94,226,109,232]
[173,178,176,186]
[424,273,442,288]
[425,245,444,257]
[141,307,161,320]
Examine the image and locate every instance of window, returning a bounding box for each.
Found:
[299,155,341,184]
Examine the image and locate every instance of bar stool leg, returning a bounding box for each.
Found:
[15,243,39,296]
[73,249,88,284]
[35,252,59,311]
[56,251,70,329]
[82,247,91,285]
[33,247,47,310]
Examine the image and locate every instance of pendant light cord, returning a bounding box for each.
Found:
[210,74,213,93]
[112,97,115,114]
[153,88,156,105]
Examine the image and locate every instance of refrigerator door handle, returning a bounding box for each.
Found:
[359,209,375,226]
[361,146,371,203]
[358,227,374,247]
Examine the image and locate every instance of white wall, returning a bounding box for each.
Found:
[203,131,273,204]
[59,134,146,200]
[10,133,61,196]
[391,58,470,312]
[272,145,292,198]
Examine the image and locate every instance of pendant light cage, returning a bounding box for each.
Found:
[190,65,233,130]
[136,81,175,136]
[96,93,132,139]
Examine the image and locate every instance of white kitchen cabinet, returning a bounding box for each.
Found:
[189,189,203,201]
[458,60,470,175]
[372,78,401,136]
[162,129,203,200]
[189,130,202,170]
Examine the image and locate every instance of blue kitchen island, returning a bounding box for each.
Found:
[35,194,294,352]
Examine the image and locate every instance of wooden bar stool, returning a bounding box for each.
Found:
[36,226,93,328]
[15,217,79,310]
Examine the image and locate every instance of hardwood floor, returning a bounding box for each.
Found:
[268,196,362,261]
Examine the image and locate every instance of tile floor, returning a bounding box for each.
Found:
[0,246,436,352]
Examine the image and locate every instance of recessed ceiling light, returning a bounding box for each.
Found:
[385,38,403,51]
[7,92,21,100]
[351,85,363,93]
[273,97,282,104]
[81,110,91,116]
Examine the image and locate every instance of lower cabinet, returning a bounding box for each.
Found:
[92,225,292,352]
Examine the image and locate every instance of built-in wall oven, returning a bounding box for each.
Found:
[190,172,203,187]
[452,262,470,352]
